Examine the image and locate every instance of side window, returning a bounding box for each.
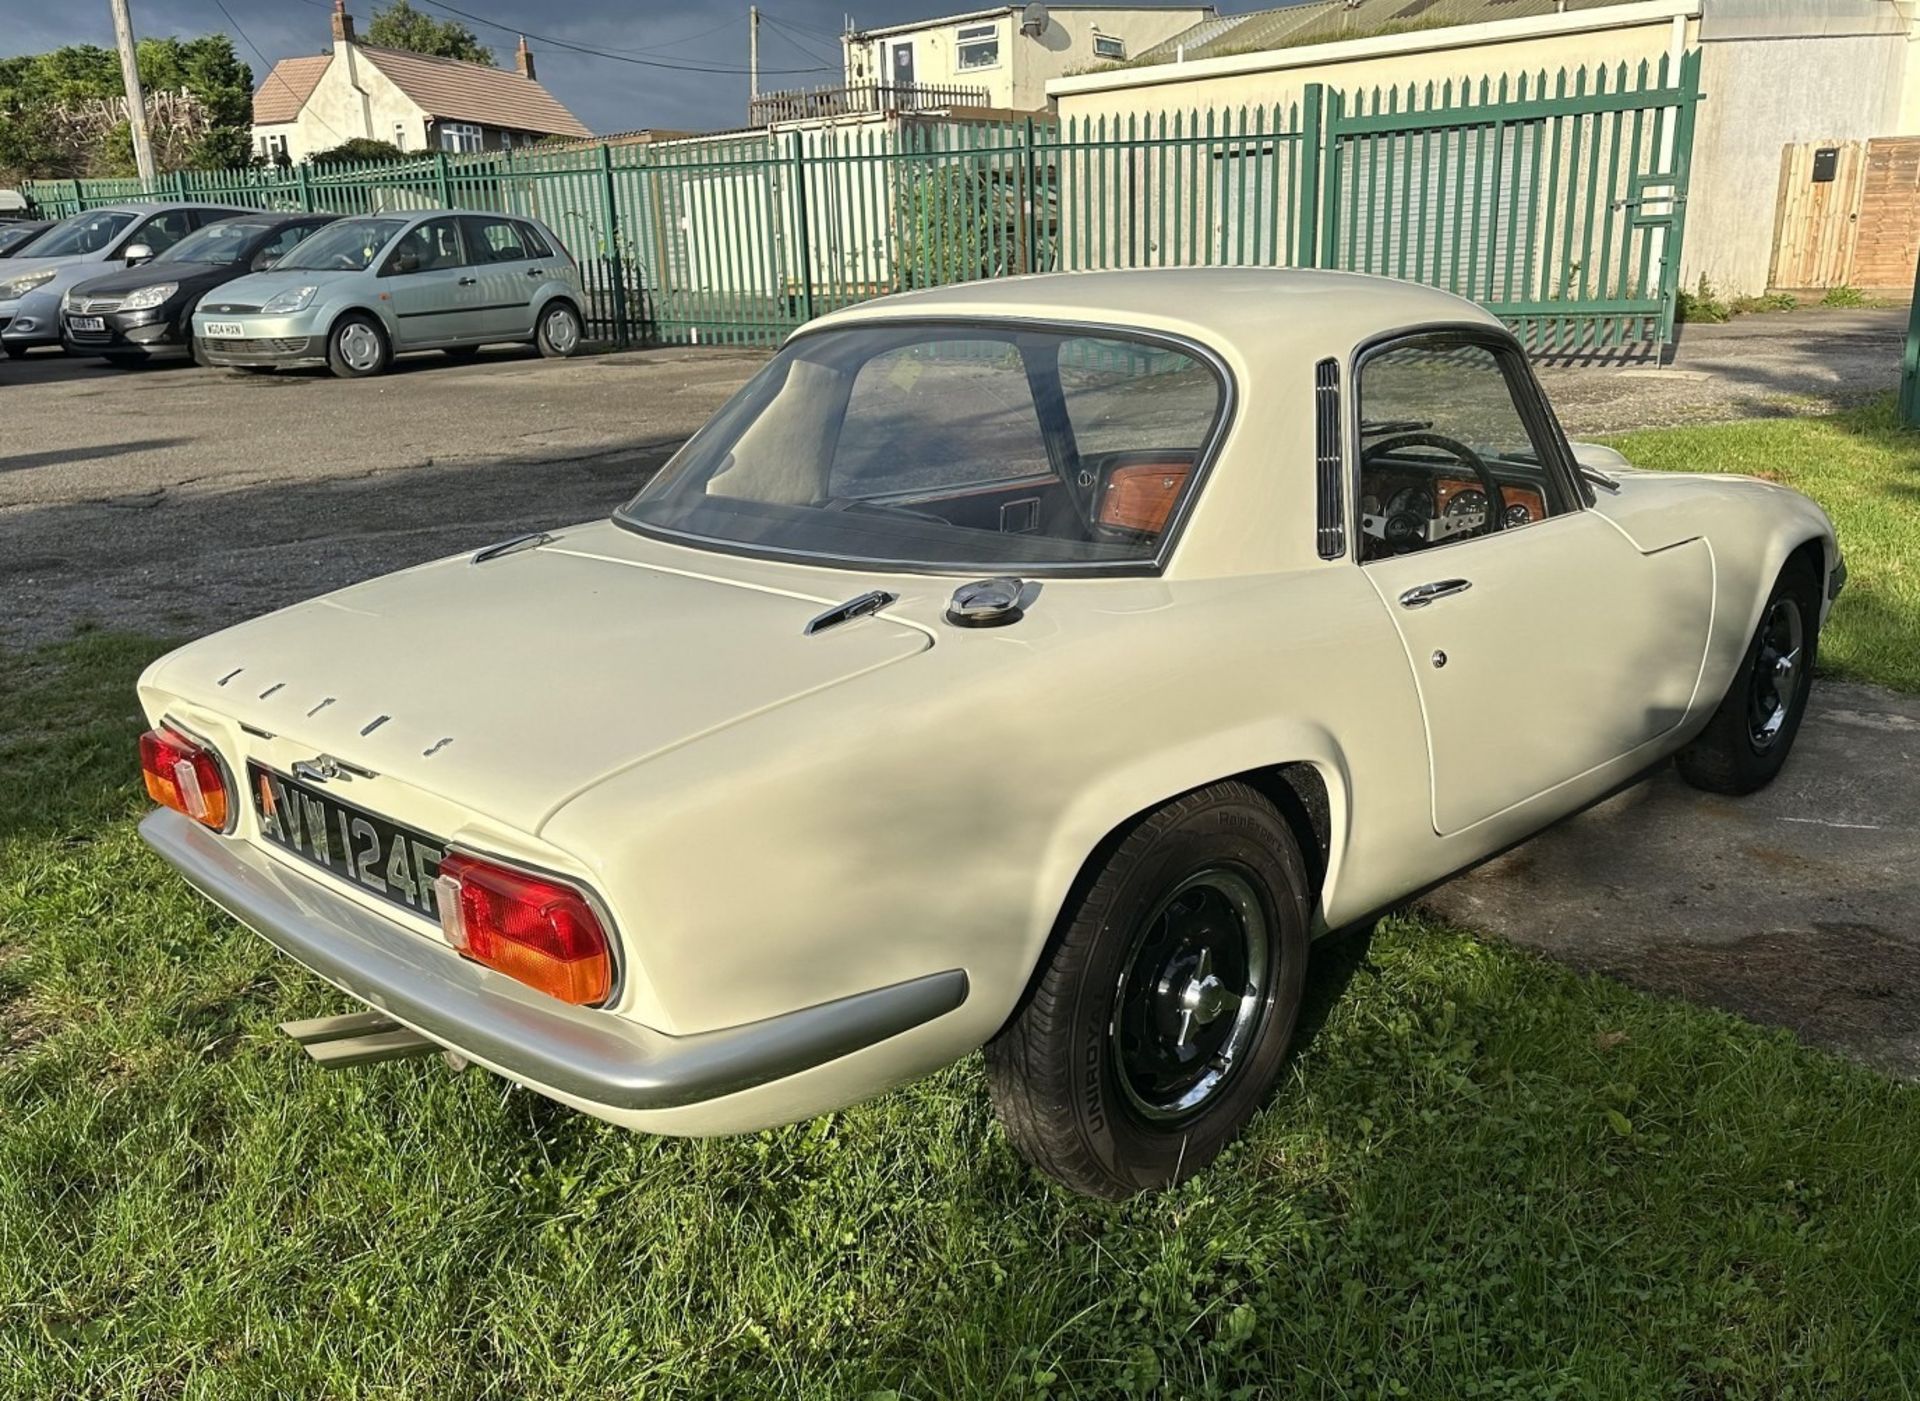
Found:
[383,218,464,274]
[1355,337,1572,561]
[130,208,196,255]
[461,215,529,263]
[1058,340,1221,535]
[516,221,554,260]
[257,223,318,263]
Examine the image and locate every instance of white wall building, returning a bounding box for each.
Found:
[252,1,590,166]
[836,4,1215,113]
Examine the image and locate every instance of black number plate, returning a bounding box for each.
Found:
[248,762,447,921]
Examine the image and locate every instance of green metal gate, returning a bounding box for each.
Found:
[1315,51,1700,352]
[23,52,1699,355]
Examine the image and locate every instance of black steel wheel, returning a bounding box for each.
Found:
[1676,555,1821,795]
[985,781,1311,1199]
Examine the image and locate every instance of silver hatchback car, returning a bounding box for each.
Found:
[191,209,586,377]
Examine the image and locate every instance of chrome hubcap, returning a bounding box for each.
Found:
[338,323,381,371]
[1748,596,1804,750]
[546,309,578,353]
[1111,868,1271,1123]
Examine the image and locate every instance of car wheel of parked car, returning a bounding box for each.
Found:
[536,301,583,359]
[2,343,27,359]
[1676,556,1821,796]
[984,781,1310,1199]
[327,313,391,379]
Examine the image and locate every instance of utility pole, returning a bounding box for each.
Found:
[749,4,760,101]
[109,0,157,187]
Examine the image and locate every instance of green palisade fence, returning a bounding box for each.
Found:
[23,53,1699,355]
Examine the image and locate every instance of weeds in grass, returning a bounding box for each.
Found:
[1676,275,1730,324]
[1820,284,1869,309]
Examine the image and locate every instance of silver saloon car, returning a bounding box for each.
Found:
[0,202,255,356]
[190,210,587,377]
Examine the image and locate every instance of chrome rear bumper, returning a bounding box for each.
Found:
[140,808,967,1111]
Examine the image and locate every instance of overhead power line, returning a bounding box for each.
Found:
[405,0,836,75]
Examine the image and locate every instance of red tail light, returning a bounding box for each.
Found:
[140,727,231,831]
[434,853,613,1006]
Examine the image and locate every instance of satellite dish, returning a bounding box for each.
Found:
[1020,2,1049,37]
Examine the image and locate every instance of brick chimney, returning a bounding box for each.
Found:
[331,0,355,44]
[515,35,536,80]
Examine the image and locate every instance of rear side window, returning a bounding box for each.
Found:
[462,215,531,263]
[516,222,555,260]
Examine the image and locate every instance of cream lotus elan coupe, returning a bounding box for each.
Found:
[137,270,1842,1198]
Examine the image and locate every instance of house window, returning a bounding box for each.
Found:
[1093,33,1126,60]
[393,123,408,151]
[261,133,290,166]
[956,23,1000,70]
[438,122,484,154]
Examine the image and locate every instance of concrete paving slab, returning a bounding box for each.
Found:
[1425,680,1920,1075]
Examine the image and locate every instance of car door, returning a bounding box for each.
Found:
[458,215,538,339]
[380,217,470,346]
[1353,329,1713,836]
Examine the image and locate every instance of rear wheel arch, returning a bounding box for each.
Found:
[998,758,1345,1039]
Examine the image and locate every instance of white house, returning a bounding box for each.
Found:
[755,4,1213,123]
[252,1,590,165]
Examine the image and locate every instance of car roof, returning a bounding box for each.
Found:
[807,268,1505,368]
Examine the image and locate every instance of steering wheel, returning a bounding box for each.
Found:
[1361,431,1506,544]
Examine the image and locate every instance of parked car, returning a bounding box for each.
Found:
[189,210,586,377]
[0,202,255,356]
[0,220,53,258]
[135,270,1842,1198]
[61,213,338,367]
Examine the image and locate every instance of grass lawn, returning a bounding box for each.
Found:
[3,407,1919,1398]
[1609,397,1920,693]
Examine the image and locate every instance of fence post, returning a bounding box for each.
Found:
[789,128,815,323]
[1317,89,1344,270]
[1022,115,1039,275]
[1900,254,1920,427]
[597,142,630,348]
[435,151,453,207]
[296,163,313,212]
[1297,83,1323,268]
[1656,50,1703,347]
[72,178,84,212]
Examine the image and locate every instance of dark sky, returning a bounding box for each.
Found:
[0,0,1221,137]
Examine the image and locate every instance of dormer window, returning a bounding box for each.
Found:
[957,23,1000,70]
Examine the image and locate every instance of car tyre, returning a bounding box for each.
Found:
[327,312,391,379]
[2,342,27,359]
[984,781,1311,1199]
[1675,555,1821,796]
[536,300,583,359]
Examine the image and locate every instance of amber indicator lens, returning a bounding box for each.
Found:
[434,852,612,1006]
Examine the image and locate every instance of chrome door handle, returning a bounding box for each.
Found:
[457,276,478,286]
[1399,578,1472,609]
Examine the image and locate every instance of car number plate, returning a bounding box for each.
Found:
[205,321,244,337]
[247,762,447,921]
[69,316,106,332]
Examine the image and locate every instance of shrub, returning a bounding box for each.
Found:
[1676,275,1730,324]
[1821,284,1869,308]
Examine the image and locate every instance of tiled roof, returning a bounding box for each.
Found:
[1139,0,1647,62]
[359,45,592,138]
[253,54,332,125]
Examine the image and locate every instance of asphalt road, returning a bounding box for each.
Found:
[1,344,761,649]
[5,313,1915,1075]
